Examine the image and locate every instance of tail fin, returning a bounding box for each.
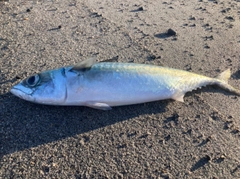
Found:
[216,69,240,96]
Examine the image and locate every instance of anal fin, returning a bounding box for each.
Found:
[172,91,185,102]
[85,101,112,110]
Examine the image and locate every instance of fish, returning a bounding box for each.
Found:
[10,58,240,110]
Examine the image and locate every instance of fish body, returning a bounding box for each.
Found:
[10,59,240,110]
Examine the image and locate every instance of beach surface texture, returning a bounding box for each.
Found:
[1,0,240,178]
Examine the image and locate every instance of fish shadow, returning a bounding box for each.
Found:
[0,92,168,157]
[232,70,240,80]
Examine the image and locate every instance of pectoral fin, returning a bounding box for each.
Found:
[85,101,112,110]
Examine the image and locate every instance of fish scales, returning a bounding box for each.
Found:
[89,62,211,94]
[69,63,170,105]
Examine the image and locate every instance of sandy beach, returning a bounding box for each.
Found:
[1,0,240,178]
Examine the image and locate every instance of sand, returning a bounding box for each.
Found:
[1,0,240,178]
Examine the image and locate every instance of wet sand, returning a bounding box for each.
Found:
[1,0,240,178]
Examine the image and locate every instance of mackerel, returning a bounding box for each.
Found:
[10,58,240,110]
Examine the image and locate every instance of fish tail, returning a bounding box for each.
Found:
[215,69,240,96]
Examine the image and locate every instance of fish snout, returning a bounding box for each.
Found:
[10,86,34,102]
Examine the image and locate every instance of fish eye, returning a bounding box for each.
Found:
[26,74,40,87]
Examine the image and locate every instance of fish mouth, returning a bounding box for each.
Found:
[10,86,35,101]
[10,88,25,99]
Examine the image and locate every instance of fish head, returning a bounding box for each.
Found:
[10,68,67,105]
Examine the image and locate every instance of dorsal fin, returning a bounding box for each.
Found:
[101,56,119,63]
[70,57,97,72]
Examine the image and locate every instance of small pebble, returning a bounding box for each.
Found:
[137,7,144,11]
[167,28,176,36]
[16,75,21,79]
